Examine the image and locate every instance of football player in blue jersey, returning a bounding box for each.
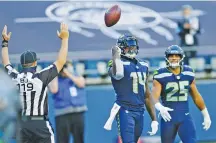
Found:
[152,45,211,143]
[104,34,159,143]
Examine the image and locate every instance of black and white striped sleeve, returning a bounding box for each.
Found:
[36,64,58,86]
[4,64,19,79]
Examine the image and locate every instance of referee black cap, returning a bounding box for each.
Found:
[20,50,39,65]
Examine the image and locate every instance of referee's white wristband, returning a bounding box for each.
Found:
[155,102,163,111]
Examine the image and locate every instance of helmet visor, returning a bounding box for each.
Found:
[126,39,138,47]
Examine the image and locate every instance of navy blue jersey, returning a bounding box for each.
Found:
[153,65,195,112]
[109,57,149,111]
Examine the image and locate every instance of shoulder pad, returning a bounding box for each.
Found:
[153,70,159,76]
[136,58,149,67]
[153,67,167,75]
[183,65,195,73]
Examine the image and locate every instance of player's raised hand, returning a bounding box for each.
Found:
[57,22,69,40]
[148,121,159,136]
[111,46,121,58]
[2,25,12,41]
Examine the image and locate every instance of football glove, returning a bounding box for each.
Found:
[155,102,174,122]
[148,121,159,136]
[202,108,211,130]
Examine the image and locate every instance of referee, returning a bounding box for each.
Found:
[1,23,69,143]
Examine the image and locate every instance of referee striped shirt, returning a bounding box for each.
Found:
[5,64,58,116]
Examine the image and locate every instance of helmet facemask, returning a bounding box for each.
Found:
[165,54,185,69]
[124,46,138,59]
[118,37,139,59]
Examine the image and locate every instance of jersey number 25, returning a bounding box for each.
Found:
[166,81,189,102]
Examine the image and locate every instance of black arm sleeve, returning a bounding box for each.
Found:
[36,64,58,86]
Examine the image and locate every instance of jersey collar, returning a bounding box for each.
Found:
[121,55,138,65]
[166,66,184,75]
[22,66,37,73]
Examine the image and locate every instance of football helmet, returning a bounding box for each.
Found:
[116,34,139,59]
[165,45,185,68]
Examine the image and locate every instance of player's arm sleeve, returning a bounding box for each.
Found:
[107,60,124,80]
[4,64,19,79]
[37,64,58,86]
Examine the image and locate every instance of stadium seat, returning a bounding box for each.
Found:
[210,57,216,71]
[148,57,164,73]
[75,62,86,76]
[159,61,167,68]
[188,57,206,78]
[210,57,216,78]
[97,61,108,76]
[189,57,205,72]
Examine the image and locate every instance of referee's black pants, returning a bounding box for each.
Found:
[55,112,85,143]
[16,116,55,143]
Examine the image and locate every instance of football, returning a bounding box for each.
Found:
[104,5,121,27]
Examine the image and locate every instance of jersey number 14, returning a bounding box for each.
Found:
[130,72,146,94]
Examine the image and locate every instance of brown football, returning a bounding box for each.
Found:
[104,5,121,27]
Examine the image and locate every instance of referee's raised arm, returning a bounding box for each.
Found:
[0,23,70,143]
[1,25,12,66]
[54,23,70,73]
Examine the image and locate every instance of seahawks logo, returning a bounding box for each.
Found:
[14,2,205,45]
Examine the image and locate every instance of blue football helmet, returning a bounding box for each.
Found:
[165,45,185,68]
[116,34,139,59]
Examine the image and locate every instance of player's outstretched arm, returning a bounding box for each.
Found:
[54,23,69,73]
[152,79,173,122]
[1,25,12,66]
[110,46,123,80]
[190,79,211,130]
[145,80,158,135]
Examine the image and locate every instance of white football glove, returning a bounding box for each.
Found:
[148,121,159,136]
[201,108,211,130]
[111,46,121,58]
[155,102,174,122]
